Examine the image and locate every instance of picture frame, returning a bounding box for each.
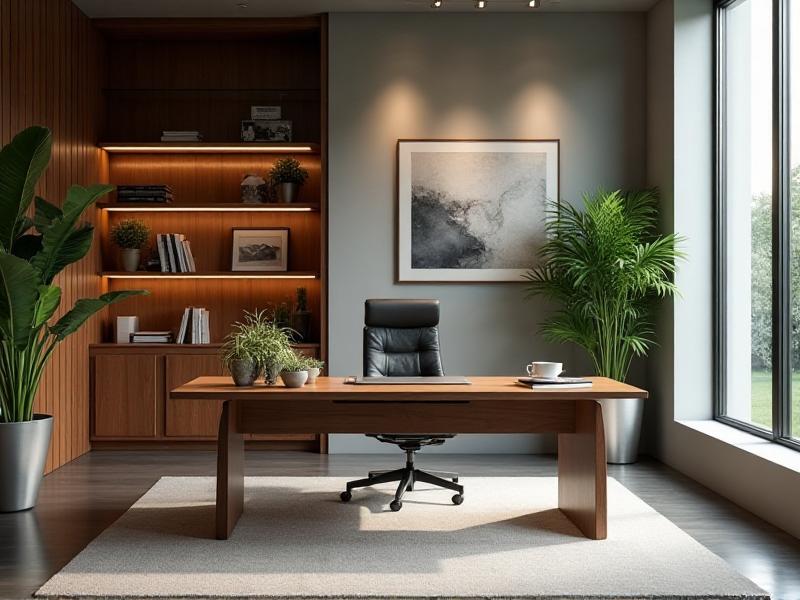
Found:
[397,139,560,282]
[231,228,289,272]
[240,119,292,142]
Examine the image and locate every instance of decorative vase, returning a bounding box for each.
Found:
[280,370,308,388]
[263,361,282,386]
[277,182,299,203]
[119,248,141,272]
[306,367,320,384]
[229,358,257,387]
[598,397,644,464]
[0,415,53,512]
[240,173,268,204]
[291,311,311,341]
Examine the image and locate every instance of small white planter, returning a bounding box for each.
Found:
[280,370,308,388]
[305,367,320,384]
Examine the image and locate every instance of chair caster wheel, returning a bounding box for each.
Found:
[389,500,402,511]
[453,477,459,483]
[452,494,464,505]
[340,491,352,502]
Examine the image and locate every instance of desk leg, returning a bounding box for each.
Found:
[557,399,607,540]
[216,400,244,540]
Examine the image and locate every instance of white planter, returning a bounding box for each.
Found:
[306,367,320,384]
[0,415,53,512]
[280,370,308,388]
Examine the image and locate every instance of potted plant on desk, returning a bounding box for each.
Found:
[0,126,147,511]
[524,189,683,464]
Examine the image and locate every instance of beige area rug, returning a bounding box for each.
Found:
[36,476,768,599]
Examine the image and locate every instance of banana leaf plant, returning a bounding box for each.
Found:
[0,126,148,423]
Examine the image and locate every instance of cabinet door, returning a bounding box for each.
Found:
[165,354,225,438]
[93,354,158,438]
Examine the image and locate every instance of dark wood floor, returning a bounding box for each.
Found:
[1,451,799,600]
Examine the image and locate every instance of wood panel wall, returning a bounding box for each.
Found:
[0,0,106,473]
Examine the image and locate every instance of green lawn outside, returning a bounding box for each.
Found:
[750,370,800,434]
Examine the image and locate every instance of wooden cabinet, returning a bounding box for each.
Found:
[166,354,225,438]
[90,344,322,450]
[93,354,159,438]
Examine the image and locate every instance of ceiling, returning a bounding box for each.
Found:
[72,0,659,18]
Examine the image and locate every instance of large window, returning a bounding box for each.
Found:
[716,0,800,448]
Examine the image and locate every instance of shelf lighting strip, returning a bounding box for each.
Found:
[100,145,314,153]
[102,274,318,280]
[101,206,314,212]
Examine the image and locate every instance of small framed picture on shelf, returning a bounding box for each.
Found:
[240,119,292,142]
[231,228,289,272]
[251,105,281,120]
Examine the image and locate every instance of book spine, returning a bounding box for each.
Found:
[176,308,189,344]
[176,235,188,272]
[156,235,168,273]
[166,234,180,273]
[182,240,196,272]
[191,307,199,344]
[201,309,209,344]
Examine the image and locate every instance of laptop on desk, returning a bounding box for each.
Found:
[346,375,471,385]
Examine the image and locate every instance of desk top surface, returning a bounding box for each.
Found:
[170,376,648,401]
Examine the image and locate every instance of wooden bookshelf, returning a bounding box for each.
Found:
[91,16,328,451]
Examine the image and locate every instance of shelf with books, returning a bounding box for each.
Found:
[100,271,319,279]
[99,142,320,154]
[97,202,321,212]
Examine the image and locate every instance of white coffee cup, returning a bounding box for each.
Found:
[526,361,563,379]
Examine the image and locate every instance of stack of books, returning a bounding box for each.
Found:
[130,330,174,344]
[176,307,210,344]
[161,130,202,142]
[117,185,173,203]
[156,233,197,273]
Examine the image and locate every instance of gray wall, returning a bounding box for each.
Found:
[328,12,647,452]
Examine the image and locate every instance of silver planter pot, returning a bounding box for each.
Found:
[598,398,644,464]
[277,182,299,203]
[0,415,53,512]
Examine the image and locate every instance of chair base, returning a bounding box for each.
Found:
[340,449,464,511]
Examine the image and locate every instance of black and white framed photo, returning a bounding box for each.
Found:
[397,139,559,282]
[231,228,289,272]
[240,120,292,142]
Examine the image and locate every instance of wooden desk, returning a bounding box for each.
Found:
[170,376,647,540]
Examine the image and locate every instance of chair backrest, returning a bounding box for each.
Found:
[363,299,444,377]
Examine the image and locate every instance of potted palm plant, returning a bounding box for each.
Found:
[0,126,147,511]
[525,189,683,464]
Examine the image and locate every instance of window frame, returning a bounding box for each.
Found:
[714,0,800,451]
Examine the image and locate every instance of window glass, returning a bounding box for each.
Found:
[723,0,773,430]
[790,0,800,439]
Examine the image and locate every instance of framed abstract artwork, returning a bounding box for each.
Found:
[231,227,289,272]
[397,139,559,282]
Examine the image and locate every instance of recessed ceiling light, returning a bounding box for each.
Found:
[528,0,539,7]
[476,0,486,7]
[431,0,442,7]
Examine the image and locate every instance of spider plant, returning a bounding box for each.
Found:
[0,126,148,423]
[524,189,684,382]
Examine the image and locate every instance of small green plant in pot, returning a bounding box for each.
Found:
[302,355,325,384]
[268,157,308,203]
[110,218,150,272]
[220,309,295,386]
[279,349,309,388]
[0,126,147,511]
[524,189,684,464]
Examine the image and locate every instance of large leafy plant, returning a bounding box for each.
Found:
[524,189,683,382]
[0,126,147,423]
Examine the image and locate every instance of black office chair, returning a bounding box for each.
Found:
[339,299,464,511]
